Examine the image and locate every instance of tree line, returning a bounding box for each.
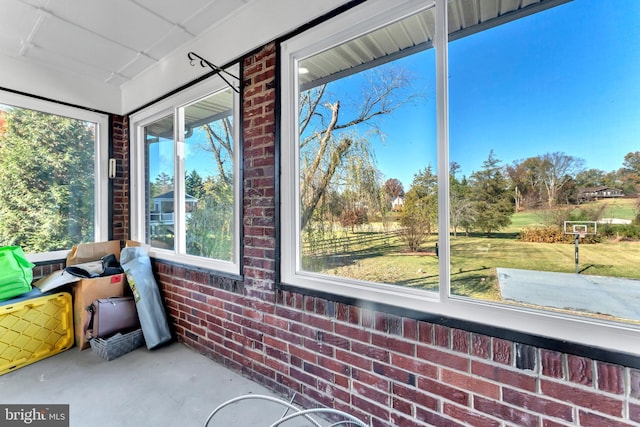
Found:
[383,149,640,250]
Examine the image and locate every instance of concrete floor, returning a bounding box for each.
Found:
[0,342,295,427]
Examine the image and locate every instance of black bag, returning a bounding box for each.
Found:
[65,254,124,278]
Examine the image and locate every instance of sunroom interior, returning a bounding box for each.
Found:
[1,0,639,426]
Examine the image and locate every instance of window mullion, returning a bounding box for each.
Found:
[175,109,187,255]
[435,0,450,303]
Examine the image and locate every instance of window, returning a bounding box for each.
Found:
[0,90,109,261]
[130,71,240,274]
[281,0,640,355]
[447,0,640,321]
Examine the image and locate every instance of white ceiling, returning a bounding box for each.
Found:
[0,0,257,87]
[0,0,565,114]
[0,0,352,113]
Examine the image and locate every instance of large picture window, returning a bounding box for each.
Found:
[0,90,109,260]
[131,73,240,274]
[281,0,640,355]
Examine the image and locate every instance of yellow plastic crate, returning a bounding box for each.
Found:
[0,291,74,375]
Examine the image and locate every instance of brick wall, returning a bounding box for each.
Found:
[111,115,129,241]
[144,43,640,426]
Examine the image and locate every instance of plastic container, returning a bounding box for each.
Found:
[0,291,74,375]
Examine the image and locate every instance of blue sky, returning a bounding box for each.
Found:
[153,0,640,192]
[325,0,640,189]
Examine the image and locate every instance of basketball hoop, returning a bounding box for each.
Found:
[563,221,597,274]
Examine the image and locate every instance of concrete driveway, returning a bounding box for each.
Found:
[497,268,640,321]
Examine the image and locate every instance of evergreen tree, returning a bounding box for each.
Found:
[449,162,474,237]
[469,151,513,237]
[185,170,205,199]
[0,107,94,252]
[185,176,233,259]
[400,166,438,251]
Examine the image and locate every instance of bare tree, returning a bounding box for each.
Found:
[203,116,233,185]
[299,67,419,230]
[537,152,584,207]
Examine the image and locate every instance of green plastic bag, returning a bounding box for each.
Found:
[0,246,35,301]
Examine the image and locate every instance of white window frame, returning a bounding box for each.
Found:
[130,71,241,275]
[280,0,639,355]
[0,90,109,263]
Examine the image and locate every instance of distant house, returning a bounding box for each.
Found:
[150,191,198,231]
[578,186,624,202]
[391,196,404,211]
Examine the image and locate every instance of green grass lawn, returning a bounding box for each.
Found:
[306,198,640,304]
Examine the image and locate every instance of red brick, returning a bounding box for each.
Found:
[265,345,288,364]
[318,331,349,349]
[578,410,636,427]
[289,321,315,339]
[373,361,415,385]
[415,407,465,427]
[631,369,640,399]
[629,402,640,424]
[352,380,390,406]
[319,378,350,403]
[503,387,573,421]
[542,419,573,427]
[352,341,390,363]
[472,360,536,392]
[303,361,333,383]
[392,396,413,416]
[443,403,501,427]
[302,337,334,356]
[352,367,390,392]
[303,385,334,409]
[434,324,450,347]
[393,383,438,411]
[335,321,370,343]
[568,355,593,386]
[351,395,389,421]
[452,329,469,354]
[417,321,433,344]
[492,338,512,365]
[391,353,438,379]
[474,396,539,427]
[417,346,468,372]
[336,302,349,322]
[371,333,415,356]
[596,362,623,394]
[403,318,417,340]
[348,305,360,325]
[288,344,314,364]
[289,366,317,388]
[540,379,623,417]
[336,348,371,370]
[418,376,469,406]
[441,368,500,399]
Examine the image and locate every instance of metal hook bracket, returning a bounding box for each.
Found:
[187,52,239,93]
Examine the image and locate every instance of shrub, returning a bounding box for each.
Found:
[599,223,640,240]
[519,226,569,243]
[519,226,600,244]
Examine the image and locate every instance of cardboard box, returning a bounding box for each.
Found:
[33,240,133,350]
[67,240,121,265]
[67,241,127,350]
[72,274,127,350]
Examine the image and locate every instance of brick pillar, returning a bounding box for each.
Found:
[242,43,277,299]
[111,115,129,241]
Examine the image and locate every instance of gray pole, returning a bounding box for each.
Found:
[575,234,579,274]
